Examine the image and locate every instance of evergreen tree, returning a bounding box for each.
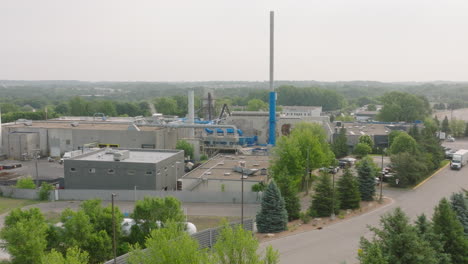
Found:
[332,127,348,158]
[360,208,439,264]
[357,157,376,201]
[256,181,288,233]
[358,242,388,264]
[309,173,339,217]
[337,169,361,210]
[279,183,301,221]
[450,192,468,235]
[275,168,301,221]
[414,214,452,264]
[465,122,468,137]
[441,116,450,133]
[432,198,468,263]
[434,116,440,129]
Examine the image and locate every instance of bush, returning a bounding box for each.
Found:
[200,154,208,161]
[299,212,311,224]
[251,182,266,192]
[39,183,54,201]
[15,177,36,189]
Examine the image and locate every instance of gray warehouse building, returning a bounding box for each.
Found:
[64,148,184,190]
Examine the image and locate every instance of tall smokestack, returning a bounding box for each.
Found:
[188,89,195,138]
[0,106,2,153]
[268,11,277,146]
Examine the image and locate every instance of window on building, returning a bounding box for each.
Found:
[146,171,153,175]
[107,169,115,174]
[88,168,96,173]
[66,139,71,145]
[70,168,76,172]
[127,170,135,175]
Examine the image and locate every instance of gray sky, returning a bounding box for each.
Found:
[1,0,468,82]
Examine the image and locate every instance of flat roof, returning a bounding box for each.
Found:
[3,121,163,131]
[184,154,269,181]
[71,149,181,163]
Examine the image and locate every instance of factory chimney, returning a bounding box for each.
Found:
[268,11,277,146]
[188,89,195,138]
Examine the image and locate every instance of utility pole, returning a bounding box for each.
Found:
[111,193,117,264]
[306,148,310,194]
[241,167,244,228]
[331,173,335,220]
[380,147,384,203]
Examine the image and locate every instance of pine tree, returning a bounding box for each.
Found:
[360,208,439,264]
[309,173,339,217]
[414,214,452,264]
[432,198,468,264]
[279,183,301,221]
[358,242,388,264]
[450,192,468,235]
[465,122,468,137]
[441,116,450,133]
[408,124,420,142]
[357,157,376,201]
[337,169,361,210]
[434,116,440,129]
[256,181,288,233]
[332,127,348,158]
[275,169,301,221]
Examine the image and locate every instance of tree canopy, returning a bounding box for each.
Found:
[377,91,431,122]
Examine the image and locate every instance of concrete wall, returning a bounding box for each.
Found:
[57,189,261,204]
[4,132,40,159]
[186,179,260,193]
[0,186,261,204]
[0,186,39,200]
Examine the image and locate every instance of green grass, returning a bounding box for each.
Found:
[440,159,450,167]
[0,197,41,215]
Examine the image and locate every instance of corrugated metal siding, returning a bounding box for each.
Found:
[103,219,254,264]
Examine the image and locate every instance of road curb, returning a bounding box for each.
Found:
[412,162,450,190]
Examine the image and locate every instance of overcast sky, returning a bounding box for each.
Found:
[1,0,468,82]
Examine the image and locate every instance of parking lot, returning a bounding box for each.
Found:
[0,158,64,183]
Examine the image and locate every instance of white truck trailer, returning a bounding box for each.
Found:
[450,149,468,170]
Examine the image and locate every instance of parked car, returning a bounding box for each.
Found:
[319,166,340,174]
[446,135,455,142]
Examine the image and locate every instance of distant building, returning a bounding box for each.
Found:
[354,111,379,121]
[281,106,322,117]
[64,148,184,190]
[333,121,419,149]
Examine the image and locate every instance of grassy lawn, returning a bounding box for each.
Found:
[0,197,41,215]
[187,215,241,231]
[440,159,450,167]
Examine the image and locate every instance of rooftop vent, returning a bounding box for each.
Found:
[113,150,130,161]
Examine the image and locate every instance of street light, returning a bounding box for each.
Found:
[379,147,386,203]
[240,162,246,227]
[33,149,40,188]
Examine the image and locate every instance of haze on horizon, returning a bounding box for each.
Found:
[1,0,468,83]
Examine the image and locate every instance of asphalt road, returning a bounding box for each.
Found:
[264,139,468,264]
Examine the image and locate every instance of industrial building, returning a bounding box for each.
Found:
[182,153,269,193]
[333,121,420,149]
[64,148,184,190]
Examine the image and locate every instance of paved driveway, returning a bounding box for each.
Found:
[264,140,468,264]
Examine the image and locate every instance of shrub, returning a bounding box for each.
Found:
[39,183,54,201]
[15,177,36,189]
[299,212,311,224]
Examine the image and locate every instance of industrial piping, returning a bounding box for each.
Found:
[268,11,276,146]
